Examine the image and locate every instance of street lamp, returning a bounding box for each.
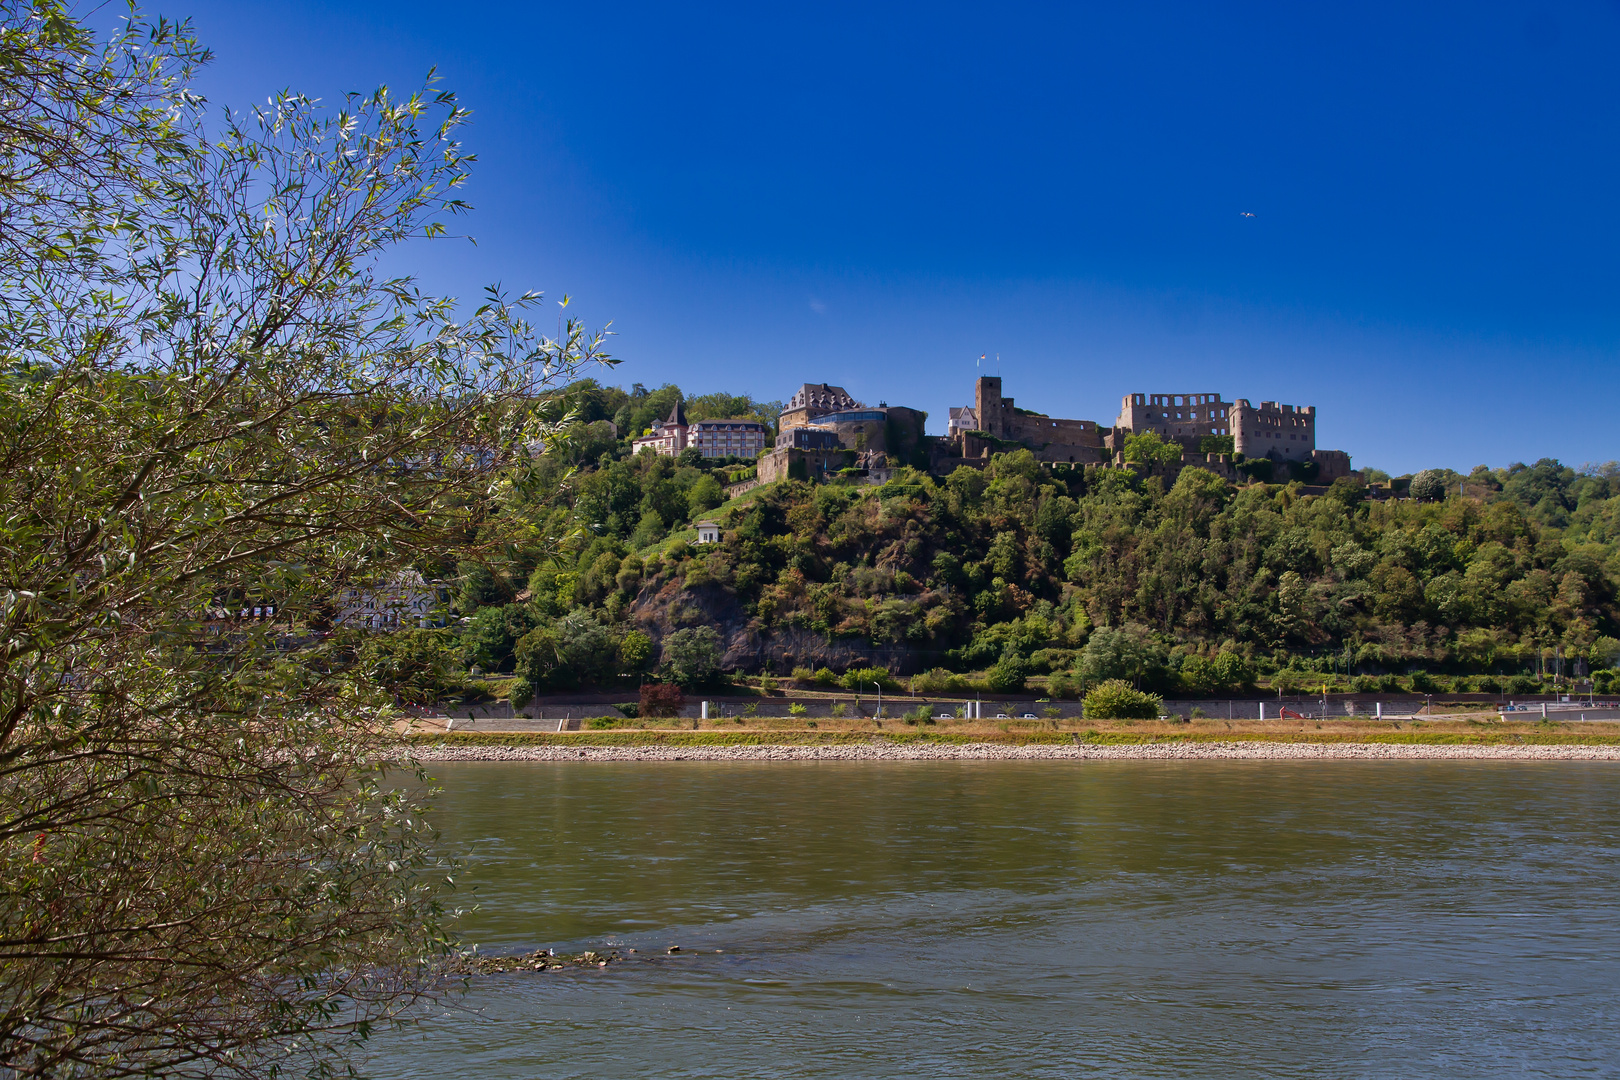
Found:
[871,681,882,719]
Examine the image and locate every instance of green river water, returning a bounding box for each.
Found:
[367,760,1620,1078]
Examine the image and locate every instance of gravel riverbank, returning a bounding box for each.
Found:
[407,741,1620,762]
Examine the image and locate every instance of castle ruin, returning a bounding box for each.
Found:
[751,373,1354,489]
[1114,392,1233,448]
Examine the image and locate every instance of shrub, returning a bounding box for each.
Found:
[458,603,538,673]
[1271,670,1305,695]
[1410,469,1447,502]
[1043,706,1063,719]
[1046,672,1077,700]
[1410,671,1440,693]
[1475,675,1502,694]
[1078,627,1147,686]
[1122,430,1184,465]
[615,702,640,718]
[841,666,898,692]
[1376,674,1401,693]
[788,702,808,717]
[1237,457,1273,483]
[508,676,534,710]
[661,626,723,689]
[1180,650,1256,695]
[830,702,848,718]
[1352,675,1378,693]
[514,609,619,690]
[913,667,969,694]
[1593,669,1617,695]
[639,682,686,718]
[617,629,654,674]
[905,704,932,726]
[791,666,816,684]
[758,675,777,694]
[985,656,1028,694]
[1083,680,1163,720]
[813,667,839,687]
[359,628,460,704]
[1506,674,1538,695]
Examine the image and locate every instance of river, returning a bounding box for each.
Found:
[367,760,1620,1078]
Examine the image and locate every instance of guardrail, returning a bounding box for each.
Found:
[1499,701,1620,720]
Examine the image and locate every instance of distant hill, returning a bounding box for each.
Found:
[432,424,1620,699]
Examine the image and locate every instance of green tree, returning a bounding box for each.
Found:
[1083,680,1163,719]
[0,10,613,1075]
[1122,431,1184,465]
[985,655,1028,693]
[841,666,898,691]
[688,472,724,515]
[662,626,724,688]
[619,629,654,673]
[1078,628,1144,685]
[358,629,461,704]
[1410,469,1448,502]
[459,603,538,672]
[514,610,618,689]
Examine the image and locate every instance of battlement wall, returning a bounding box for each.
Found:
[971,376,1105,463]
[1113,391,1234,448]
[1232,398,1316,461]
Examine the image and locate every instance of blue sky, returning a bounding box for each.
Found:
[179,1,1620,474]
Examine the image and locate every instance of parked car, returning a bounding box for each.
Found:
[995,713,1011,719]
[935,714,955,721]
[1019,713,1038,719]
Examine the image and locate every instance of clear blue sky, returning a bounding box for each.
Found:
[179,0,1620,474]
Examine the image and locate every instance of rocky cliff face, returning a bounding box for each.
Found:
[629,575,915,674]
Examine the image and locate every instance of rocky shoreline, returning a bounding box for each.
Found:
[449,943,708,976]
[408,741,1620,762]
[450,948,625,974]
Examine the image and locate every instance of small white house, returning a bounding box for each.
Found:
[695,520,721,545]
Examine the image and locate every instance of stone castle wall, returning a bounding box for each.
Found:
[1114,392,1233,448]
[757,446,853,484]
[1232,399,1315,462]
[972,377,1106,464]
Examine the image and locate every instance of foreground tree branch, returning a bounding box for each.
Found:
[0,4,613,1074]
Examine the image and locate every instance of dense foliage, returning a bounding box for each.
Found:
[454,420,1620,695]
[0,6,607,1075]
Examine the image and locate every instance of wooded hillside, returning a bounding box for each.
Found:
[422,384,1620,699]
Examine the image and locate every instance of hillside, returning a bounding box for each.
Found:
[412,387,1620,701]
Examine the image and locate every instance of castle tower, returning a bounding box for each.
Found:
[1230,400,1315,462]
[974,376,1006,438]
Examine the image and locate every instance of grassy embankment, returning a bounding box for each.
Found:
[400,716,1620,749]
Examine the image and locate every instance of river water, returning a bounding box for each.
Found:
[369,761,1620,1078]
